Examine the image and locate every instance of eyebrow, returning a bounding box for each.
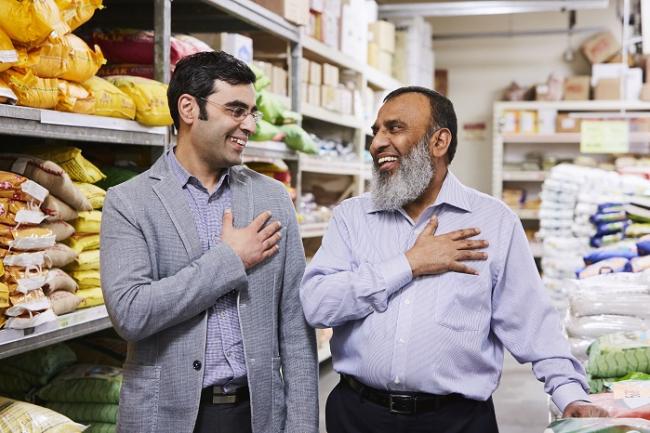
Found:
[372,119,405,134]
[223,100,257,111]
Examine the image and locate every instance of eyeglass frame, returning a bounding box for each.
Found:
[196,96,262,123]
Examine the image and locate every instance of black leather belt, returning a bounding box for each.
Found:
[200,385,249,405]
[341,374,464,415]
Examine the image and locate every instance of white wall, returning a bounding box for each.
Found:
[430,5,621,194]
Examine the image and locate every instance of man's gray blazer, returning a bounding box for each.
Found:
[100,156,318,433]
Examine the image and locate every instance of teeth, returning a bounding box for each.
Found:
[378,156,398,164]
[230,137,246,146]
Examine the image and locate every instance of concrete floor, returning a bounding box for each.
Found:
[318,353,549,433]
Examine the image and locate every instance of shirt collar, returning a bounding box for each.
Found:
[166,147,230,192]
[367,171,472,214]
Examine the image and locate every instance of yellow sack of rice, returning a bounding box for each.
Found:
[81,75,135,120]
[1,68,59,109]
[0,226,56,251]
[55,0,103,31]
[30,33,105,82]
[105,75,172,126]
[69,269,98,289]
[0,77,17,104]
[0,396,86,432]
[0,0,70,46]
[37,146,105,184]
[0,171,48,204]
[72,210,100,234]
[76,286,102,308]
[0,27,18,73]
[74,182,104,208]
[0,282,9,308]
[56,79,94,114]
[65,249,98,271]
[66,233,99,254]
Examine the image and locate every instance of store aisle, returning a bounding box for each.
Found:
[317,353,549,433]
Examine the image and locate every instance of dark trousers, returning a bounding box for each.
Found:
[326,380,500,433]
[192,400,253,433]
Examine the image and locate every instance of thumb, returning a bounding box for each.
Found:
[223,208,233,230]
[423,216,438,236]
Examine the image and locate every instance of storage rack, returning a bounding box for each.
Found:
[0,0,403,361]
[493,100,650,258]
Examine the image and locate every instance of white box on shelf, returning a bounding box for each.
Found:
[537,108,557,134]
[322,11,340,49]
[325,0,342,16]
[208,33,253,64]
[301,58,310,83]
[365,0,378,22]
[340,0,368,61]
[309,61,323,85]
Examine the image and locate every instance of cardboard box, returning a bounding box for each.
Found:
[367,42,380,68]
[325,0,341,16]
[564,76,591,100]
[204,33,253,64]
[365,0,378,22]
[378,51,393,76]
[641,83,650,101]
[308,84,321,106]
[340,0,367,60]
[321,85,338,111]
[594,78,620,100]
[322,63,339,86]
[368,20,395,53]
[309,61,322,85]
[556,113,582,133]
[308,12,323,40]
[253,0,309,26]
[322,11,339,49]
[271,66,288,96]
[300,58,310,83]
[252,60,273,82]
[337,86,353,115]
[581,31,620,64]
[301,83,308,105]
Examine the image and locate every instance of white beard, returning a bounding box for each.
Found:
[370,134,435,211]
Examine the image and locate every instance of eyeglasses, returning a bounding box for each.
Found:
[198,97,262,123]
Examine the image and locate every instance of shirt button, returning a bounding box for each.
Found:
[193,360,202,371]
[394,376,400,384]
[399,338,405,344]
[404,299,411,305]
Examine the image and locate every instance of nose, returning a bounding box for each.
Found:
[241,113,257,135]
[370,130,389,156]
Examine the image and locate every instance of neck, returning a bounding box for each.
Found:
[174,136,224,193]
[403,164,448,221]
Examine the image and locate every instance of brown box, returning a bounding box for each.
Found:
[555,113,582,133]
[594,78,621,100]
[271,66,288,96]
[368,20,395,53]
[641,83,650,101]
[564,76,591,100]
[322,63,339,86]
[253,0,309,25]
[300,58,310,83]
[321,85,338,111]
[581,31,620,64]
[308,84,321,106]
[309,61,322,85]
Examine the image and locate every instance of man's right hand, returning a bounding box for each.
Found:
[405,216,488,278]
[222,209,282,269]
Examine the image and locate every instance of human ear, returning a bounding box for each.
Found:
[178,94,196,126]
[431,128,451,159]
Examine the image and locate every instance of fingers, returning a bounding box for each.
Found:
[421,216,439,237]
[251,211,272,231]
[258,220,282,239]
[457,239,489,250]
[222,208,233,229]
[262,232,282,250]
[448,227,481,241]
[455,251,488,262]
[448,262,479,276]
[261,245,280,260]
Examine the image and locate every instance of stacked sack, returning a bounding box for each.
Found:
[563,272,650,365]
[0,1,172,127]
[0,153,95,327]
[249,64,318,154]
[0,396,86,432]
[37,364,122,433]
[93,29,212,79]
[0,343,76,400]
[28,146,106,309]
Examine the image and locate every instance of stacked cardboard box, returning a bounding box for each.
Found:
[340,0,368,61]
[391,17,434,87]
[367,21,395,77]
[253,0,309,25]
[253,61,288,97]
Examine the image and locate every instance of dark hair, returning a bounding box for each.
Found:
[167,51,256,129]
[383,86,458,164]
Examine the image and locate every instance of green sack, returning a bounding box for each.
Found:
[250,119,284,142]
[249,64,271,92]
[37,364,122,404]
[546,418,650,433]
[587,331,650,379]
[589,371,650,393]
[46,402,118,424]
[85,423,117,433]
[0,397,87,433]
[257,90,286,124]
[279,110,301,125]
[280,124,318,154]
[95,166,138,190]
[0,344,77,386]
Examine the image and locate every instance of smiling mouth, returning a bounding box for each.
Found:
[229,136,247,149]
[376,156,399,171]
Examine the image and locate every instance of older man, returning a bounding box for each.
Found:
[300,86,606,433]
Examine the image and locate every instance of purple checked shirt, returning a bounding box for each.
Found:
[167,150,246,390]
[300,171,590,413]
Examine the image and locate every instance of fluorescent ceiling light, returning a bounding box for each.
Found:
[378,1,609,18]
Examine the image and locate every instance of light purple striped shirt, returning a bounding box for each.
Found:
[167,150,246,391]
[300,171,589,413]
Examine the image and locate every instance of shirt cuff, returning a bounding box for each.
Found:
[552,382,591,414]
[379,253,413,298]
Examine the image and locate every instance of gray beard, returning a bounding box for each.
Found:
[370,134,435,211]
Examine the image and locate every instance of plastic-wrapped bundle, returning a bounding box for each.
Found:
[566,270,650,294]
[590,211,628,224]
[590,232,625,248]
[545,418,650,432]
[570,292,650,319]
[583,243,637,264]
[587,331,650,378]
[577,257,629,279]
[594,221,628,236]
[568,337,592,362]
[565,314,647,339]
[542,255,585,279]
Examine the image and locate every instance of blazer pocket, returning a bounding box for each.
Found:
[119,363,162,433]
[271,356,286,433]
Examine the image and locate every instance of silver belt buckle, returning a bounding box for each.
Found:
[213,387,237,404]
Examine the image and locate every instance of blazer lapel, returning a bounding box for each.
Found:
[150,157,203,260]
[230,166,253,229]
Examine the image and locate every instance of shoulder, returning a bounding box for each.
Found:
[331,192,374,223]
[235,165,288,196]
[461,183,518,224]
